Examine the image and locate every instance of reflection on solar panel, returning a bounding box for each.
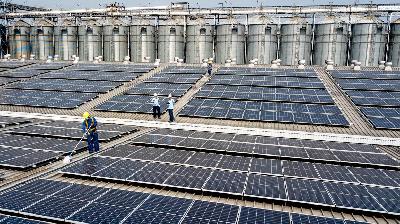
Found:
[0,115,32,128]
[0,89,97,108]
[95,95,169,113]
[180,98,349,126]
[7,78,121,93]
[41,71,141,82]
[0,146,61,169]
[331,70,400,129]
[126,82,192,97]
[197,85,334,104]
[8,121,137,142]
[146,73,203,84]
[0,178,377,222]
[180,67,348,126]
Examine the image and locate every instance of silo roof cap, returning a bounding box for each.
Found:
[248,15,276,25]
[351,15,383,24]
[12,20,31,27]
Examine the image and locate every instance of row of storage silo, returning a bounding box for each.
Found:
[6,16,400,66]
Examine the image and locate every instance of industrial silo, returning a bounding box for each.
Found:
[215,17,245,64]
[388,18,400,67]
[157,17,185,63]
[313,16,349,66]
[78,19,102,62]
[280,17,313,65]
[185,17,214,64]
[8,20,31,59]
[103,19,129,62]
[350,16,387,66]
[30,19,54,60]
[247,15,278,64]
[130,19,156,63]
[54,19,78,61]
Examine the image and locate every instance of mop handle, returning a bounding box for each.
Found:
[68,128,90,156]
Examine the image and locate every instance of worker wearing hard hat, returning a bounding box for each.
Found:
[82,112,99,153]
[167,94,175,122]
[151,93,161,119]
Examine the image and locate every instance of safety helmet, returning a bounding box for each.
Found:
[154,93,158,97]
[168,94,172,98]
[82,112,90,119]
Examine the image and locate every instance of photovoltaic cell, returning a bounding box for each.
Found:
[182,200,239,224]
[238,207,290,224]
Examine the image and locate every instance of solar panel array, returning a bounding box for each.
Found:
[0,214,46,223]
[0,61,35,69]
[0,120,137,169]
[60,129,399,215]
[0,115,32,128]
[95,66,205,114]
[331,70,400,129]
[0,63,153,109]
[181,67,349,126]
[0,179,368,223]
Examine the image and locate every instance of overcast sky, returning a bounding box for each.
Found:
[11,0,399,9]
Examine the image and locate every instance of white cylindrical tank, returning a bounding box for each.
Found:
[350,16,387,66]
[103,19,129,62]
[388,18,400,67]
[185,17,214,64]
[215,17,246,64]
[130,19,156,63]
[157,17,185,63]
[247,15,278,64]
[8,20,31,59]
[30,19,54,60]
[54,19,78,61]
[280,17,313,65]
[313,16,349,66]
[78,19,102,62]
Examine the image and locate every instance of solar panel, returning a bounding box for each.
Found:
[314,163,358,183]
[286,178,334,206]
[217,155,251,171]
[245,174,286,199]
[41,70,141,82]
[347,167,399,187]
[0,116,32,128]
[7,78,121,93]
[324,182,385,212]
[181,200,239,224]
[291,213,347,224]
[197,85,334,104]
[8,121,137,142]
[184,152,222,167]
[0,77,22,85]
[0,61,35,69]
[238,207,290,224]
[123,195,192,223]
[249,158,283,175]
[0,89,97,108]
[330,70,400,80]
[282,160,319,178]
[95,95,169,113]
[146,73,203,84]
[127,162,180,184]
[366,186,400,214]
[100,144,142,158]
[126,82,192,97]
[61,157,118,176]
[202,170,247,195]
[164,166,213,189]
[92,159,147,180]
[0,215,47,223]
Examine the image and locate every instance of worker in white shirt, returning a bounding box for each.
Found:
[167,94,175,122]
[151,93,161,119]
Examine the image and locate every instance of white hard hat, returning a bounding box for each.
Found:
[154,93,158,97]
[168,94,172,98]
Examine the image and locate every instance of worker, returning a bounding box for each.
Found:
[167,94,175,122]
[207,60,213,76]
[151,93,161,119]
[82,112,99,153]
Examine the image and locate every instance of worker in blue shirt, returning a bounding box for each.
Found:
[82,112,99,153]
[167,94,175,122]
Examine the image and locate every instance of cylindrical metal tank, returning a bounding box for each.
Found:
[247,15,278,64]
[78,20,102,62]
[280,17,313,65]
[157,17,185,63]
[30,19,54,60]
[350,16,387,66]
[313,17,349,66]
[54,20,78,61]
[103,20,129,62]
[130,19,156,62]
[388,18,400,67]
[215,18,246,64]
[185,18,213,64]
[8,20,31,59]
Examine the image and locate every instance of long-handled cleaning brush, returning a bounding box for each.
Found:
[63,129,89,164]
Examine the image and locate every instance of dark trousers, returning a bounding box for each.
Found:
[87,132,99,153]
[168,109,174,122]
[208,69,212,75]
[153,106,161,118]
